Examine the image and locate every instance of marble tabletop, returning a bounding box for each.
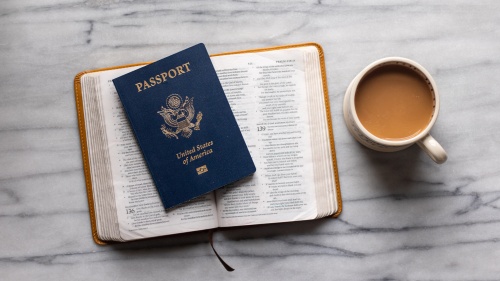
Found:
[1,1,500,280]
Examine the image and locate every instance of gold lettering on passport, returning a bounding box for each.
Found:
[135,62,191,93]
[158,94,202,139]
[176,141,214,166]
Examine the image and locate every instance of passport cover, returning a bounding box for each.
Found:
[112,43,255,209]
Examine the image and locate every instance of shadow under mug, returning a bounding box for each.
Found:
[343,57,447,164]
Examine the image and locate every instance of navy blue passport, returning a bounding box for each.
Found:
[112,44,255,209]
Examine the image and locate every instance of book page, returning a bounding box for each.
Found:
[212,49,318,227]
[95,68,219,241]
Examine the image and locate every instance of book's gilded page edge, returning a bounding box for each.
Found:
[74,63,147,245]
[214,43,342,218]
[211,42,317,57]
[74,70,106,245]
[313,44,343,218]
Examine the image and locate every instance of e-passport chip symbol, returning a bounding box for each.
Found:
[196,165,208,175]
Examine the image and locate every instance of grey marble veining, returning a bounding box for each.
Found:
[1,0,500,280]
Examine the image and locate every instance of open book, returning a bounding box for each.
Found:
[74,43,342,244]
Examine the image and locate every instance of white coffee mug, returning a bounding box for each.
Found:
[343,57,447,164]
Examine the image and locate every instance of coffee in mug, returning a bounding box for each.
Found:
[343,57,447,164]
[355,64,434,140]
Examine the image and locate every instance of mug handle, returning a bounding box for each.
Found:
[417,134,447,164]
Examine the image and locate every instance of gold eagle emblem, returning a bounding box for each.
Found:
[157,94,203,139]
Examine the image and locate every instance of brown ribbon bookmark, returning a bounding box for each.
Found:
[208,230,234,272]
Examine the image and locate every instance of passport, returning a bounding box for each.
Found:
[112,43,255,209]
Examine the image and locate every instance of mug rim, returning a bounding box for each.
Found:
[349,57,440,146]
